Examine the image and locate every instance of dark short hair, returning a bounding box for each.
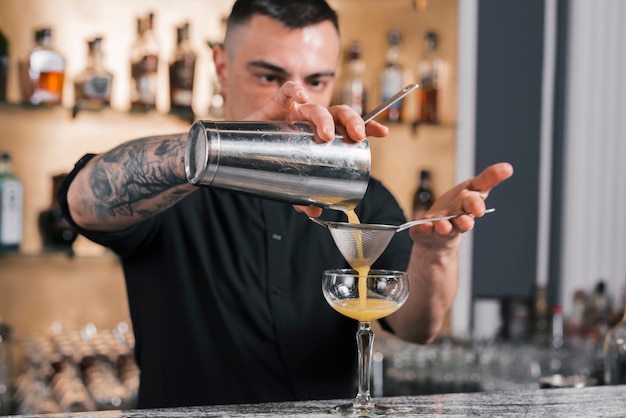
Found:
[227,0,339,33]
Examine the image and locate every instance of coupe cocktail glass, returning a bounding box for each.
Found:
[322,269,410,416]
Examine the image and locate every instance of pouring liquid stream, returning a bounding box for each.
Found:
[335,84,420,309]
[344,209,369,308]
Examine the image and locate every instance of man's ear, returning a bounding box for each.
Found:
[212,44,228,96]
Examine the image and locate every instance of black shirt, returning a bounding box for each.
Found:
[59,154,412,408]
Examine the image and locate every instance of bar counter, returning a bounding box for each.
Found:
[7,385,626,417]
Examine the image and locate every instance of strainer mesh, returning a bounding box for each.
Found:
[328,227,396,270]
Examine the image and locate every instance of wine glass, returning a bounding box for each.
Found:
[322,269,410,416]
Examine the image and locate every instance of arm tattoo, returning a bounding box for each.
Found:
[89,135,190,221]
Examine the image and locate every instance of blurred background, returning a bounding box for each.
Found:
[0,0,625,414]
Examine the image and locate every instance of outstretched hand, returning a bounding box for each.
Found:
[410,162,514,241]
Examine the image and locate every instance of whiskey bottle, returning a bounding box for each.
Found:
[169,22,196,116]
[0,152,23,252]
[130,13,159,112]
[379,29,404,123]
[417,31,443,124]
[412,169,434,219]
[73,37,113,113]
[340,40,367,117]
[20,28,65,105]
[0,29,8,102]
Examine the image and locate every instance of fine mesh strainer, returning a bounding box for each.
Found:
[311,209,495,269]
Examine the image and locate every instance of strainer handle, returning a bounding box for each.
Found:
[396,208,496,232]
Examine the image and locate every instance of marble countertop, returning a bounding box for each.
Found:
[8,385,626,417]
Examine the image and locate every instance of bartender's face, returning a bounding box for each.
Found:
[214,14,341,119]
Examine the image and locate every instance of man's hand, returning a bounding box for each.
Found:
[246,81,391,218]
[409,162,514,241]
[245,81,388,144]
[293,205,323,218]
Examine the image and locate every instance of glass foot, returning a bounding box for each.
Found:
[332,401,395,417]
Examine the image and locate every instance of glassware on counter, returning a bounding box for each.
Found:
[14,322,138,415]
[376,333,601,396]
[604,304,626,384]
[322,269,410,416]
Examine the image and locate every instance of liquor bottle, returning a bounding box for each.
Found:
[0,316,11,415]
[0,152,23,252]
[417,31,443,124]
[38,173,77,254]
[604,282,626,384]
[73,37,114,113]
[530,284,549,344]
[130,13,159,112]
[586,280,612,341]
[169,22,196,116]
[379,29,404,123]
[567,289,587,338]
[19,28,65,105]
[340,40,367,117]
[0,29,8,102]
[412,169,434,219]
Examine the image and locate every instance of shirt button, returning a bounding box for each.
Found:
[272,233,282,241]
[272,286,281,296]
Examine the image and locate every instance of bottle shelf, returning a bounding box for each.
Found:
[0,103,193,255]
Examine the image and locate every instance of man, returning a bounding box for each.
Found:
[59,0,513,409]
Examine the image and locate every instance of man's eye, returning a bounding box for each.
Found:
[308,79,329,91]
[258,74,283,85]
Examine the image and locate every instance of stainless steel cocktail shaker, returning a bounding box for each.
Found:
[184,120,370,211]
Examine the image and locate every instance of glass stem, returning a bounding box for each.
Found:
[354,321,374,408]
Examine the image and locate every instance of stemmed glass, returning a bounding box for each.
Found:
[322,269,410,416]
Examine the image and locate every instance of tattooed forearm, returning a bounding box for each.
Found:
[89,135,191,222]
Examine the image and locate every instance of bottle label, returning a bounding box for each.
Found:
[82,76,112,101]
[170,57,195,107]
[132,54,158,107]
[140,55,158,74]
[381,72,404,107]
[171,90,193,107]
[31,71,65,105]
[343,80,366,116]
[0,179,23,246]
